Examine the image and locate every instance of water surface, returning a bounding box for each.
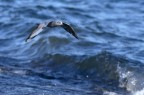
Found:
[0,0,144,95]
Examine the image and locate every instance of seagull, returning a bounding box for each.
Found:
[26,20,79,42]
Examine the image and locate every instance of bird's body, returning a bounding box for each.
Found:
[26,20,78,42]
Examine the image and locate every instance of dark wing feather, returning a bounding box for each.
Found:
[62,23,79,39]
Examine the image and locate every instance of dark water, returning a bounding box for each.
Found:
[0,0,144,95]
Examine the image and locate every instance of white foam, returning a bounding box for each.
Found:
[13,70,27,75]
[132,88,144,95]
[103,91,118,95]
[117,65,144,95]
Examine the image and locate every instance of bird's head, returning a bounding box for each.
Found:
[54,21,63,26]
[47,21,63,27]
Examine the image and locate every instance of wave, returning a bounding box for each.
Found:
[1,51,143,94]
[21,51,142,93]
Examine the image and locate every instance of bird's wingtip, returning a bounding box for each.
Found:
[25,38,31,42]
[76,37,79,40]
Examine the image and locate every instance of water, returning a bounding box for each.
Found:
[0,0,144,95]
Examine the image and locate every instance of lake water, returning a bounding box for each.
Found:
[0,0,144,95]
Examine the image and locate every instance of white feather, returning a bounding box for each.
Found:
[30,28,43,38]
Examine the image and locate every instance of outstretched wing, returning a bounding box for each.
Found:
[26,24,45,42]
[61,23,79,39]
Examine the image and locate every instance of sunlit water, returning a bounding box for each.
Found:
[0,0,144,95]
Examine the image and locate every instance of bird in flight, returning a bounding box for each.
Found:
[26,20,79,42]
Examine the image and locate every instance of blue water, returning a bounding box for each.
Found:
[0,0,144,95]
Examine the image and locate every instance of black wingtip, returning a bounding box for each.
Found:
[25,38,31,42]
[25,34,32,42]
[75,35,79,40]
[62,23,79,40]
